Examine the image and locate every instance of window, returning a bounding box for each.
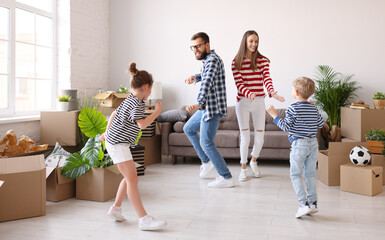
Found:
[0,0,55,117]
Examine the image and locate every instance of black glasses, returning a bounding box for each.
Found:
[190,42,206,51]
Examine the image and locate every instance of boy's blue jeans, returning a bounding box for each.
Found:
[290,138,319,206]
[183,110,232,179]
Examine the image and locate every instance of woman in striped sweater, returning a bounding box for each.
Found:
[232,30,285,182]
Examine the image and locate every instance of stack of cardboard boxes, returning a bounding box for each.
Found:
[318,107,385,196]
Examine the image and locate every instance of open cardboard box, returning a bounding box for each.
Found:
[40,110,80,146]
[341,107,385,142]
[340,163,383,196]
[94,92,128,108]
[76,166,123,202]
[318,141,367,186]
[46,167,75,202]
[0,154,46,222]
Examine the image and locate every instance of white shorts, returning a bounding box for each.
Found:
[105,141,133,164]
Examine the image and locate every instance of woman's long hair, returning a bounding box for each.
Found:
[234,30,269,71]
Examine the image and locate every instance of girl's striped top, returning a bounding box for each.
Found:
[273,101,324,142]
[232,56,274,101]
[106,93,146,145]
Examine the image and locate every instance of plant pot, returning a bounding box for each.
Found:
[366,140,385,154]
[57,102,69,111]
[373,99,385,110]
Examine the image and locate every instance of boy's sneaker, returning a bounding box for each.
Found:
[250,161,261,177]
[107,205,124,222]
[239,169,247,182]
[295,204,312,218]
[138,215,167,231]
[208,176,235,188]
[199,161,214,178]
[308,202,319,215]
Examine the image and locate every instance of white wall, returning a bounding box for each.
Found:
[110,0,385,111]
[65,0,109,94]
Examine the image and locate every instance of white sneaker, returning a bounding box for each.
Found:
[250,161,261,177]
[239,169,247,182]
[199,161,214,178]
[138,215,167,231]
[295,205,312,218]
[208,176,235,188]
[107,205,124,222]
[308,202,319,215]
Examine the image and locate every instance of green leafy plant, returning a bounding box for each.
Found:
[61,108,111,179]
[313,65,360,127]
[365,128,385,141]
[373,92,385,100]
[116,85,129,94]
[58,94,72,102]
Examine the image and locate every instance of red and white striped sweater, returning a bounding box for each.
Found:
[232,57,274,102]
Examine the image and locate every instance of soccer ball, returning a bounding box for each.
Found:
[349,146,371,165]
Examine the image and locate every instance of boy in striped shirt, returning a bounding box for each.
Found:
[267,77,324,218]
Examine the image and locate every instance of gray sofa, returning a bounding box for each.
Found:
[161,106,294,164]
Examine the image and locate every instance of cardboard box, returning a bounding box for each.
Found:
[340,163,383,196]
[76,167,123,202]
[370,154,385,185]
[94,92,128,108]
[0,155,46,222]
[341,107,385,142]
[318,141,367,186]
[40,110,80,146]
[99,106,117,117]
[138,135,161,166]
[46,167,75,202]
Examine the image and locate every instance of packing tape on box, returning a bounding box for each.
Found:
[0,180,3,187]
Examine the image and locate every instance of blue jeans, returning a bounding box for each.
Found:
[183,110,232,179]
[290,138,319,206]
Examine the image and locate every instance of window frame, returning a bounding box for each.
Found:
[0,0,56,118]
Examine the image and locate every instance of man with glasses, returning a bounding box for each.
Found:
[183,32,234,188]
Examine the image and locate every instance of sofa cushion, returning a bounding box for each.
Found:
[157,109,187,123]
[169,130,239,148]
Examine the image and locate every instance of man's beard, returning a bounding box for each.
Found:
[195,50,208,60]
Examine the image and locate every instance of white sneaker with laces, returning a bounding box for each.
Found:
[199,161,214,178]
[295,205,312,218]
[250,161,261,177]
[239,169,247,182]
[208,176,235,188]
[107,205,124,222]
[308,202,319,215]
[138,215,167,231]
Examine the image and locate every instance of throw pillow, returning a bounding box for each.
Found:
[45,142,71,168]
[156,109,187,123]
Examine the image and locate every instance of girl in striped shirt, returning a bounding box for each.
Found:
[232,30,285,182]
[99,62,167,230]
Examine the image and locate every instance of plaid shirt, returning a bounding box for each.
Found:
[194,50,227,121]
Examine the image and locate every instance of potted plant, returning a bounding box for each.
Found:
[365,128,385,154]
[313,65,360,144]
[61,108,110,178]
[373,92,385,110]
[57,94,72,111]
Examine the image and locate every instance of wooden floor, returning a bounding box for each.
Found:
[1,158,385,240]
